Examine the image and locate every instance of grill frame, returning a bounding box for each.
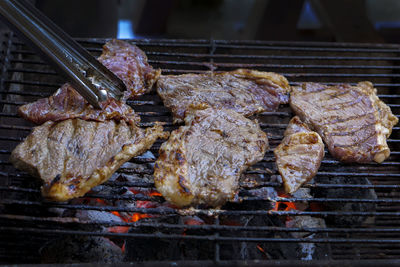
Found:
[0,31,399,264]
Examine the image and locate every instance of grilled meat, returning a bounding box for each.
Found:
[99,39,160,99]
[154,108,269,207]
[157,69,290,123]
[18,39,159,125]
[274,116,324,194]
[11,39,164,201]
[290,82,398,163]
[18,83,140,125]
[10,119,168,201]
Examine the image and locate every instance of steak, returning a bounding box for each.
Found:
[157,69,290,123]
[290,82,398,163]
[274,116,324,194]
[154,108,269,207]
[10,119,168,201]
[18,39,159,125]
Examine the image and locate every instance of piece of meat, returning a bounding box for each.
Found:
[99,39,161,99]
[154,108,269,207]
[290,82,398,163]
[274,116,324,194]
[157,69,290,123]
[18,83,140,125]
[18,39,160,125]
[10,119,168,201]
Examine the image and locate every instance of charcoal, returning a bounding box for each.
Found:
[291,188,312,211]
[40,236,123,263]
[124,216,187,261]
[219,214,301,260]
[286,216,331,260]
[312,176,377,226]
[125,215,219,261]
[226,187,277,211]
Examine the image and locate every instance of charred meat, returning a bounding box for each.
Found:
[290,82,398,163]
[10,119,168,201]
[274,116,324,194]
[18,39,159,125]
[154,108,269,207]
[157,69,290,122]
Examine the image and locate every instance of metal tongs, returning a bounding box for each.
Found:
[0,0,126,108]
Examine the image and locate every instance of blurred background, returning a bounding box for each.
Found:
[24,0,400,43]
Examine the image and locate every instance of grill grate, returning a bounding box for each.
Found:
[0,32,399,264]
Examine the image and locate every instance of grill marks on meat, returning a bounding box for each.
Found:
[157,69,290,123]
[274,116,324,194]
[10,120,168,201]
[155,69,288,206]
[11,40,166,201]
[18,39,159,125]
[18,84,140,125]
[290,82,398,163]
[154,108,269,207]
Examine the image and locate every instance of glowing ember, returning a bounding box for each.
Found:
[111,211,122,218]
[95,198,107,205]
[107,209,150,234]
[109,206,152,224]
[184,218,205,226]
[121,241,126,253]
[108,226,130,233]
[128,188,140,194]
[131,212,150,222]
[256,244,268,259]
[149,191,162,197]
[89,189,163,228]
[182,216,205,236]
[272,192,298,212]
[90,188,163,251]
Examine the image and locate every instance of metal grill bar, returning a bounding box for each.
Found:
[9,59,400,70]
[1,177,400,190]
[1,199,399,217]
[11,53,400,62]
[2,227,400,244]
[6,63,400,78]
[10,42,400,53]
[1,157,400,171]
[0,179,400,193]
[3,214,400,233]
[0,187,399,203]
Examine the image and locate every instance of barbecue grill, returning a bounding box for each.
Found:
[0,31,399,265]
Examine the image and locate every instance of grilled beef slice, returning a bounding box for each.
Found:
[274,116,324,194]
[10,119,168,201]
[99,39,161,99]
[154,108,268,207]
[290,82,398,163]
[157,69,290,123]
[18,83,140,125]
[18,39,160,125]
